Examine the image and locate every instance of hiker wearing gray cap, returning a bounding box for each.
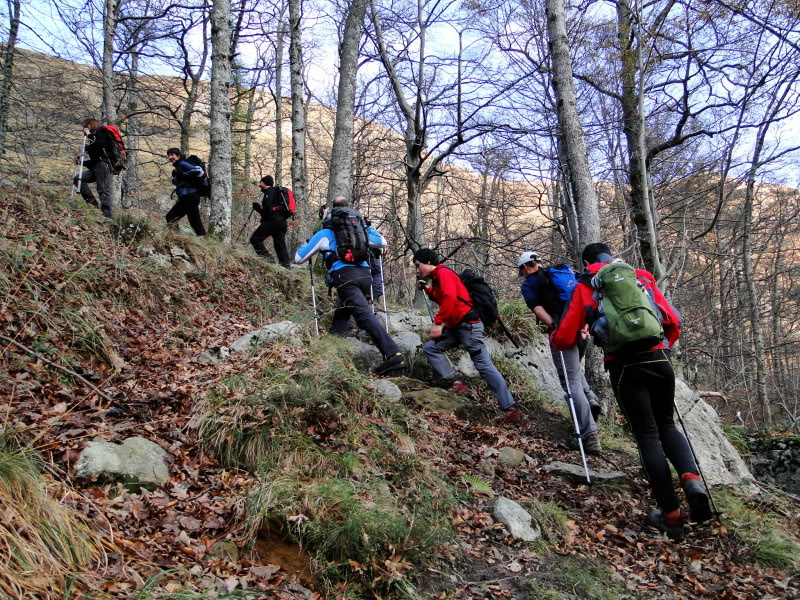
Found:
[518,251,602,454]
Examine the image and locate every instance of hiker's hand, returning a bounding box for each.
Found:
[82,128,90,136]
[580,325,590,340]
[430,324,443,339]
[252,202,261,212]
[417,279,427,290]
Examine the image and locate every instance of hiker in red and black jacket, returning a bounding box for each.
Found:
[551,242,711,540]
[250,175,290,269]
[413,248,522,422]
[74,118,117,218]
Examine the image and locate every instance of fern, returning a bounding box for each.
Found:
[462,473,494,496]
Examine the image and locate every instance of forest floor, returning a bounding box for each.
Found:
[1,191,798,600]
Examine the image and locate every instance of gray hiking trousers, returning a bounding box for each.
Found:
[423,321,515,410]
[550,344,598,439]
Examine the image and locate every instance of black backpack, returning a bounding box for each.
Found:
[459,269,500,327]
[185,155,211,197]
[327,207,370,263]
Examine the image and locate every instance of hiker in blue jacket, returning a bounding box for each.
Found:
[518,251,601,454]
[166,148,206,236]
[294,197,404,375]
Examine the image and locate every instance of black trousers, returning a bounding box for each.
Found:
[329,266,399,359]
[166,193,206,236]
[608,350,698,513]
[250,218,289,266]
[74,162,112,217]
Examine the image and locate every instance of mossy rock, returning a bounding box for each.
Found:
[403,387,470,415]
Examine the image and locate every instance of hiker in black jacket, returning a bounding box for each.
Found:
[250,175,290,268]
[73,118,116,218]
[166,148,207,236]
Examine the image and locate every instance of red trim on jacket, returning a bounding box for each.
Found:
[423,265,474,328]
[549,262,681,358]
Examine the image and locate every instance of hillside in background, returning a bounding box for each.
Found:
[1,186,798,599]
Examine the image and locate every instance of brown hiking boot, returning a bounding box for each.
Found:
[496,406,525,423]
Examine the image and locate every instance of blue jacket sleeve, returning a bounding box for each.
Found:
[520,275,542,311]
[294,230,332,264]
[367,226,386,248]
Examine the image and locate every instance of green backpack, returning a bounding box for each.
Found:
[589,260,663,353]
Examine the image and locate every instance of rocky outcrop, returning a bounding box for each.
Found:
[198,320,303,364]
[75,437,170,490]
[748,434,800,495]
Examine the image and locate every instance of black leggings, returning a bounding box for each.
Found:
[608,350,698,513]
[166,193,206,236]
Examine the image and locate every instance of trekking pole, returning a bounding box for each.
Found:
[673,402,722,520]
[370,275,376,313]
[558,350,592,486]
[379,255,390,333]
[496,316,520,349]
[420,282,435,321]
[235,208,255,244]
[308,260,320,337]
[73,135,87,196]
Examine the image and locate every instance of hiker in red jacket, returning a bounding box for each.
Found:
[551,243,711,540]
[413,248,522,422]
[74,118,117,218]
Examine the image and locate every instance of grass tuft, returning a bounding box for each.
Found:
[495,301,541,344]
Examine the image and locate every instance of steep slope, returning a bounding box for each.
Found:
[0,190,798,600]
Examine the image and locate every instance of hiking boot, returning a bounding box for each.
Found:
[647,508,686,541]
[449,380,470,396]
[496,406,525,423]
[373,353,405,375]
[583,433,602,455]
[682,475,713,522]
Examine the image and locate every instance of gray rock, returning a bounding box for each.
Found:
[346,337,383,368]
[492,497,541,542]
[497,447,525,467]
[543,461,625,484]
[198,345,231,364]
[367,379,402,403]
[403,388,470,415]
[76,437,170,490]
[673,381,756,492]
[480,461,496,476]
[207,541,239,562]
[389,311,431,334]
[394,330,422,357]
[229,320,303,353]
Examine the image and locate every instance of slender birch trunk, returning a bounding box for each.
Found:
[0,0,21,154]
[327,0,369,205]
[288,0,309,241]
[545,0,600,249]
[122,47,139,207]
[274,21,285,185]
[208,0,233,240]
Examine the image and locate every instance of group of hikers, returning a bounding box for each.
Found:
[75,119,713,541]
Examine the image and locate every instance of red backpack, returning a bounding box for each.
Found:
[101,125,128,174]
[276,186,296,218]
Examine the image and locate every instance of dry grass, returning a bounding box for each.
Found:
[0,435,106,599]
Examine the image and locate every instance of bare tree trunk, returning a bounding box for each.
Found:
[545,0,600,249]
[122,47,139,207]
[179,13,210,154]
[288,0,310,241]
[208,0,233,240]
[327,0,369,205]
[242,85,256,180]
[102,0,119,209]
[0,0,21,154]
[274,21,285,185]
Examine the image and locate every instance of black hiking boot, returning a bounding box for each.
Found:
[647,508,686,541]
[373,353,405,375]
[682,476,713,522]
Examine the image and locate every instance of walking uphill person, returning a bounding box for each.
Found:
[166,148,207,236]
[518,251,601,454]
[251,175,290,268]
[294,197,405,375]
[551,243,712,540]
[74,118,117,218]
[365,219,384,302]
[413,249,522,422]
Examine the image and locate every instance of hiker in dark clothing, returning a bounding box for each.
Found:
[551,242,712,540]
[251,175,290,268]
[365,219,384,302]
[74,118,116,218]
[166,148,206,236]
[294,197,405,375]
[413,248,522,422]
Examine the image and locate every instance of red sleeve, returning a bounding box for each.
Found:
[649,282,681,348]
[433,268,466,327]
[550,282,591,350]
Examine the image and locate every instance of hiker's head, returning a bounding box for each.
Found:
[412,248,439,278]
[333,196,349,208]
[517,251,542,277]
[581,243,614,266]
[82,118,99,133]
[166,148,182,164]
[259,175,274,190]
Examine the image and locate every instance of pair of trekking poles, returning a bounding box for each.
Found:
[559,350,719,520]
[72,135,88,196]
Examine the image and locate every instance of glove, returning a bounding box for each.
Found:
[252,202,262,212]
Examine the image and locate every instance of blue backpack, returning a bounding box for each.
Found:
[540,264,578,321]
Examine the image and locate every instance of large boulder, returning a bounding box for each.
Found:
[75,437,170,490]
[229,320,303,352]
[403,387,470,415]
[674,381,756,491]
